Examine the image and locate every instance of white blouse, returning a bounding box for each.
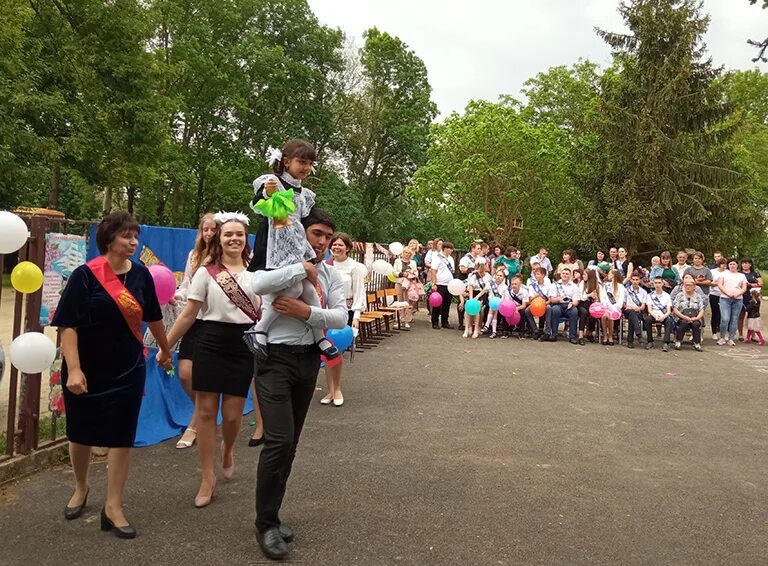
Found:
[188,266,260,324]
[329,257,367,319]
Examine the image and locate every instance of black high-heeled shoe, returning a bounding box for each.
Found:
[248,435,264,447]
[100,508,136,539]
[64,488,89,520]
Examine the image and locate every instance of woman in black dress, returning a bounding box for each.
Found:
[52,212,170,539]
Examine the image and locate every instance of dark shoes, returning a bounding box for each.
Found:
[627,342,635,349]
[278,524,294,543]
[257,527,290,560]
[432,324,440,329]
[442,324,454,330]
[248,435,264,447]
[662,343,669,352]
[64,488,89,520]
[645,341,654,350]
[100,508,136,539]
[569,338,578,345]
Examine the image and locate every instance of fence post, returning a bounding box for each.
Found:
[16,216,47,454]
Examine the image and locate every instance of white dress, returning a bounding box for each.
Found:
[252,172,316,269]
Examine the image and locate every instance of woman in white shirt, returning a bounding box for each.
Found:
[599,269,626,345]
[162,214,261,508]
[717,258,748,345]
[173,213,215,450]
[709,257,727,340]
[323,233,367,407]
[394,248,420,326]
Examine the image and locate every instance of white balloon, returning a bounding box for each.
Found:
[0,211,29,254]
[10,332,56,374]
[447,278,467,296]
[388,242,404,256]
[371,259,393,276]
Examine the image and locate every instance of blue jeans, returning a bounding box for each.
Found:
[550,304,579,340]
[719,296,743,340]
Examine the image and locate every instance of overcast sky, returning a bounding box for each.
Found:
[307,0,768,119]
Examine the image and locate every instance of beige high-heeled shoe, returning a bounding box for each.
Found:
[194,481,216,508]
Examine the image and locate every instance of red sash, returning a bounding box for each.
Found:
[87,257,144,345]
[205,264,260,322]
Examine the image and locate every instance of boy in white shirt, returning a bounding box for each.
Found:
[645,276,674,351]
[546,267,580,344]
[526,267,551,340]
[624,272,649,348]
[506,274,532,338]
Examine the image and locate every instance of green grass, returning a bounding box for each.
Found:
[0,414,66,455]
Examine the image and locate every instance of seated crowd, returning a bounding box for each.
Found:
[399,239,764,352]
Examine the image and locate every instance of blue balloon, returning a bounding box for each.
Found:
[327,325,354,351]
[489,297,501,311]
[465,298,482,316]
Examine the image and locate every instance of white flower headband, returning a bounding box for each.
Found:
[265,146,318,173]
[214,211,250,226]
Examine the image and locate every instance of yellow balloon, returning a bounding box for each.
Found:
[387,273,397,283]
[11,261,44,294]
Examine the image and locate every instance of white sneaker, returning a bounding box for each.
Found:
[717,338,727,346]
[462,332,468,338]
[727,339,736,346]
[674,341,682,350]
[712,333,719,341]
[472,332,479,339]
[404,323,410,329]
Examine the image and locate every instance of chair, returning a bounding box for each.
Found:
[377,289,411,330]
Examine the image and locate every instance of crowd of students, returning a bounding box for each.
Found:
[398,239,764,352]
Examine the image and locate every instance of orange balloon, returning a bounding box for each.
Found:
[530,296,547,317]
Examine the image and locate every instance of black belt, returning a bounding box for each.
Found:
[270,343,319,354]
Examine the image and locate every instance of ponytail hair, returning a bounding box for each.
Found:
[272,139,317,176]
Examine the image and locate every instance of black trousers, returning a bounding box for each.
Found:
[625,309,648,343]
[647,317,674,344]
[254,345,321,533]
[676,319,702,343]
[709,295,720,333]
[431,284,452,326]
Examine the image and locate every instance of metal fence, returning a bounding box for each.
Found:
[1,214,96,463]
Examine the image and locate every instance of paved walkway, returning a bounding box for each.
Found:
[1,313,767,565]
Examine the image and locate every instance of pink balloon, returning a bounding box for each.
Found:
[589,302,606,319]
[609,307,622,321]
[498,299,516,317]
[506,308,521,325]
[429,292,443,308]
[148,265,176,305]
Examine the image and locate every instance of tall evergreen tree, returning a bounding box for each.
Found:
[589,0,764,253]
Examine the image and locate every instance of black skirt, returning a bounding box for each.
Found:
[178,319,202,361]
[192,320,254,397]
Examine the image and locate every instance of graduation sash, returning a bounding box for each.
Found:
[87,256,143,345]
[206,264,260,322]
[489,277,500,298]
[530,281,547,299]
[627,287,642,306]
[603,283,617,304]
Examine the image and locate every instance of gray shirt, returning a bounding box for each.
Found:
[683,265,713,295]
[251,262,348,345]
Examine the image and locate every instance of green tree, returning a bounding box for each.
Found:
[589,0,763,254]
[410,99,579,252]
[337,28,437,241]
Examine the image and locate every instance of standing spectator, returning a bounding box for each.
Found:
[745,288,765,345]
[555,249,580,280]
[587,250,607,268]
[645,276,675,351]
[623,272,648,348]
[54,212,170,538]
[599,269,625,346]
[323,232,367,406]
[430,242,456,329]
[672,274,706,351]
[683,252,713,297]
[457,243,481,330]
[529,247,553,275]
[710,250,725,270]
[488,243,504,268]
[495,246,521,281]
[672,250,690,280]
[717,258,748,346]
[615,247,634,285]
[659,251,679,293]
[738,257,763,341]
[162,213,260,509]
[709,258,727,340]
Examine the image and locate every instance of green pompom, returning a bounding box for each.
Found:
[251,189,296,220]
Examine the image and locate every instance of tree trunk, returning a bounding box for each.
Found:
[49,166,61,209]
[126,185,136,214]
[195,170,205,221]
[103,187,113,216]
